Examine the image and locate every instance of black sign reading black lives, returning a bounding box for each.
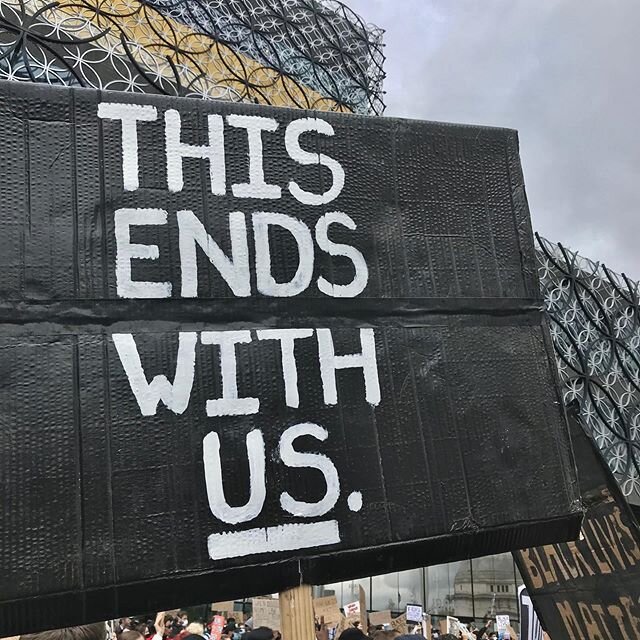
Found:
[515,416,640,640]
[0,81,580,635]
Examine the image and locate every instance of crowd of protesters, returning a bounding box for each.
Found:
[113,613,423,640]
[14,615,516,640]
[112,611,267,640]
[14,609,515,640]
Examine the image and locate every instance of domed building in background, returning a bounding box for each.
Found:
[453,555,518,621]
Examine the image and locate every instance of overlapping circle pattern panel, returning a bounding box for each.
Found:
[0,0,385,113]
[538,235,640,502]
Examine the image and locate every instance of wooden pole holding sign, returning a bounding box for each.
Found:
[279,585,315,640]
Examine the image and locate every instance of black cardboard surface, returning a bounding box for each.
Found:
[0,80,580,635]
[514,413,640,640]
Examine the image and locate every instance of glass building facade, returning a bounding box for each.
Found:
[311,552,524,628]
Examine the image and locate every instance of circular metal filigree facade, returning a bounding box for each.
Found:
[0,0,385,113]
[143,0,386,115]
[538,235,640,503]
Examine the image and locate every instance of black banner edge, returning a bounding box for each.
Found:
[1,513,582,637]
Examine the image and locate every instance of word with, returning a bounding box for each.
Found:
[113,328,381,417]
[98,103,344,204]
[114,208,367,299]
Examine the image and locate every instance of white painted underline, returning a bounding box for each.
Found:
[207,520,341,560]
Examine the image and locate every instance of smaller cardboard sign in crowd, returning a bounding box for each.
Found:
[313,596,342,627]
[251,598,281,631]
[310,591,417,636]
[209,616,225,640]
[246,591,420,636]
[405,603,423,623]
[496,615,511,640]
[368,610,392,627]
[390,614,408,634]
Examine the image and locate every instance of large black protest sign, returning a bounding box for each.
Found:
[515,414,640,640]
[0,80,580,634]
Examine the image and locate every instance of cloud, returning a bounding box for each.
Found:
[347,0,640,277]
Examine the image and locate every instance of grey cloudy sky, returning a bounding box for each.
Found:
[347,0,640,277]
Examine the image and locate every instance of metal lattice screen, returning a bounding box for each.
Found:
[0,0,385,113]
[538,235,640,504]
